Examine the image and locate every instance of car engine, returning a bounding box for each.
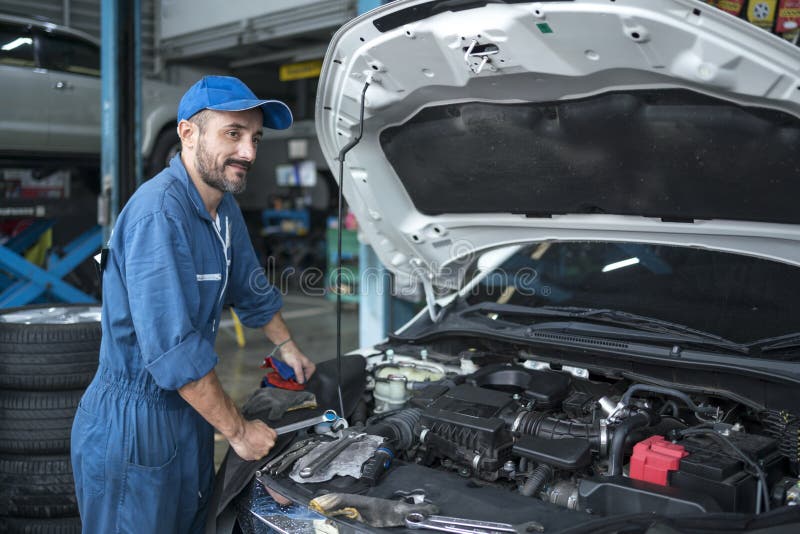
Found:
[360,349,800,516]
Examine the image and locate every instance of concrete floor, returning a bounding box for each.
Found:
[212,293,358,468]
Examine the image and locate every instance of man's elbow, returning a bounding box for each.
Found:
[178,369,216,398]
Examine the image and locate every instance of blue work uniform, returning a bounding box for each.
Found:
[71,155,282,533]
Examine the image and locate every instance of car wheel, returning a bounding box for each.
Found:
[146,127,180,179]
[0,305,101,391]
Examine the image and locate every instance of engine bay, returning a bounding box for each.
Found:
[361,348,800,516]
[249,345,800,532]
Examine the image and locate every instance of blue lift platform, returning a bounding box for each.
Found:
[0,206,103,307]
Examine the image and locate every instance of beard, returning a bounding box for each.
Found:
[195,137,250,194]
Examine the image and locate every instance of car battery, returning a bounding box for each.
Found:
[669,432,783,512]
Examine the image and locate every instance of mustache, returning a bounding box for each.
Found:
[225,159,251,171]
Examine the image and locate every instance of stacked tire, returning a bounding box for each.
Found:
[0,305,101,534]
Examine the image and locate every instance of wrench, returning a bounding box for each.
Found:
[274,409,339,435]
[299,432,367,478]
[258,438,320,477]
[405,513,516,534]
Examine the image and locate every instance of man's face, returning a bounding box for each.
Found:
[193,108,263,194]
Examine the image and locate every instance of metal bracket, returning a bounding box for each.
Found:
[463,39,499,74]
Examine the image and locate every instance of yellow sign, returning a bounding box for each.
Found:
[279,60,323,82]
[747,0,778,28]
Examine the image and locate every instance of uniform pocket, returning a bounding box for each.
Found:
[119,406,182,532]
[71,404,109,497]
[119,448,181,533]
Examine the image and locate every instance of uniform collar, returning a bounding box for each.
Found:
[169,153,229,222]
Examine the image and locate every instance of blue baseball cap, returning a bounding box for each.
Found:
[177,75,293,130]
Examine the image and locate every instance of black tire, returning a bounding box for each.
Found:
[0,455,77,518]
[146,127,180,178]
[0,305,101,391]
[1,516,81,534]
[0,391,82,454]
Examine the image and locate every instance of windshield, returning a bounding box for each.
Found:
[464,242,799,345]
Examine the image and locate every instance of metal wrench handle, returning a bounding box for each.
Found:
[405,523,480,534]
[406,513,516,533]
[274,410,338,435]
[299,432,366,478]
[429,516,516,532]
[262,440,320,477]
[404,515,487,534]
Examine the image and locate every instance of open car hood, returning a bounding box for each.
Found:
[316,0,800,289]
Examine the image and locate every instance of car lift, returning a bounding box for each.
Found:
[0,213,103,307]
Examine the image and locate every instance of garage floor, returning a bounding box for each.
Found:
[212,293,358,468]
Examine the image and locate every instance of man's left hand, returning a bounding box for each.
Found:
[279,342,316,384]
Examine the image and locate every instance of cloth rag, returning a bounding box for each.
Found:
[261,356,305,390]
[308,493,439,528]
[289,434,384,484]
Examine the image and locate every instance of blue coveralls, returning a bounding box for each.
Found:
[71,155,282,533]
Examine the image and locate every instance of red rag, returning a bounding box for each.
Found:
[260,356,306,391]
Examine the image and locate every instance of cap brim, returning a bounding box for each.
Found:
[207,98,293,130]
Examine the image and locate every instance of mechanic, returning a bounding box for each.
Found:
[70,75,316,533]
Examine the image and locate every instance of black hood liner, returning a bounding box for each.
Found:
[380,89,800,224]
[371,0,554,32]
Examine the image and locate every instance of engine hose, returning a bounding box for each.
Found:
[620,384,717,416]
[365,408,421,450]
[515,411,602,448]
[520,464,553,497]
[659,400,680,418]
[606,411,653,476]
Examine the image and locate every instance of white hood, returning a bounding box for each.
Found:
[316,0,800,288]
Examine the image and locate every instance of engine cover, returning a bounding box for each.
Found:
[414,384,518,479]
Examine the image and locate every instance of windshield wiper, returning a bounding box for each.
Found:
[464,302,749,354]
[748,331,800,353]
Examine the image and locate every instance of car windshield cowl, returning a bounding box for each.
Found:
[462,302,750,354]
[461,242,800,347]
[748,332,800,353]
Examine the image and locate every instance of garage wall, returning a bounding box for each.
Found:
[157,0,353,61]
[0,0,158,76]
[160,0,335,40]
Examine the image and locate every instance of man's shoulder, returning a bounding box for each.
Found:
[115,169,193,233]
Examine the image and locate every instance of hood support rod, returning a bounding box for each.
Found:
[334,76,371,417]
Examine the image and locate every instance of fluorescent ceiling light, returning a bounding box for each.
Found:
[2,37,32,51]
[602,257,640,273]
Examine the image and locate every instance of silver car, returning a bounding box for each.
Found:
[219,0,800,533]
[0,13,182,174]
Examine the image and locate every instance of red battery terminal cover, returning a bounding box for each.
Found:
[629,435,688,486]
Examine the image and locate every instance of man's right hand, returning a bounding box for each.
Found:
[228,419,277,461]
[177,370,278,461]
